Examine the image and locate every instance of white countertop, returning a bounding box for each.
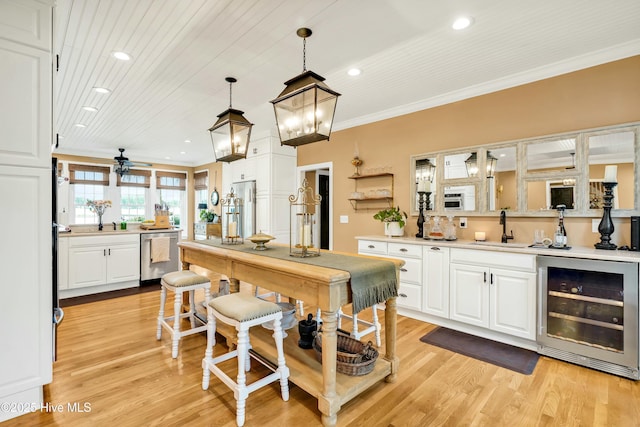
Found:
[356,235,640,263]
[59,227,181,237]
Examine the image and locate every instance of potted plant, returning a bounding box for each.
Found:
[373,206,407,237]
[199,210,217,223]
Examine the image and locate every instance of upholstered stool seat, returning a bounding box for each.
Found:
[202,293,290,427]
[157,270,211,358]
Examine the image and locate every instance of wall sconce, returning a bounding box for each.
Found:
[271,28,341,147]
[209,77,253,163]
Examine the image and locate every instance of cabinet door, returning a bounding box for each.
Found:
[449,263,489,328]
[107,244,140,283]
[490,268,536,339]
[423,246,450,318]
[0,39,51,168]
[68,246,107,288]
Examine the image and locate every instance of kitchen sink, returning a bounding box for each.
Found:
[470,241,530,249]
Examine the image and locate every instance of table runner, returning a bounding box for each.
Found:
[196,241,397,313]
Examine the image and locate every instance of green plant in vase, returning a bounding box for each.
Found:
[373,206,407,236]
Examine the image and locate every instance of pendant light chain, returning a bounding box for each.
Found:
[228,80,233,108]
[302,36,307,72]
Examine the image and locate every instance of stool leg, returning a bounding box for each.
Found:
[351,311,359,339]
[157,286,167,340]
[372,305,382,347]
[272,317,290,402]
[202,306,216,390]
[236,327,250,427]
[172,291,182,358]
[297,300,304,316]
[189,289,196,329]
[337,307,343,329]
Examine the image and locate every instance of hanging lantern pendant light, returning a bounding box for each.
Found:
[271,28,341,147]
[209,77,253,163]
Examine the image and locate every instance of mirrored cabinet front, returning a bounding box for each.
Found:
[411,122,639,217]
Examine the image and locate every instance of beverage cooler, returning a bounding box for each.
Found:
[537,256,639,379]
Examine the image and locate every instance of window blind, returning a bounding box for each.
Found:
[68,164,110,185]
[194,171,208,191]
[156,171,187,190]
[117,169,151,188]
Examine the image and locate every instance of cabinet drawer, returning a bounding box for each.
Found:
[388,242,422,259]
[450,248,535,272]
[397,283,422,311]
[358,240,387,255]
[396,257,422,284]
[68,234,140,247]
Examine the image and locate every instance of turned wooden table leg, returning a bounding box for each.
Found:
[318,308,340,427]
[384,296,399,382]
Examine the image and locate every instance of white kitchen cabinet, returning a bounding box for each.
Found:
[449,248,536,340]
[67,235,140,290]
[0,0,53,421]
[422,245,450,318]
[359,240,422,311]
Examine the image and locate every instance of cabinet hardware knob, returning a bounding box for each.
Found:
[368,245,375,249]
[400,268,408,272]
[103,249,106,256]
[490,273,494,284]
[399,293,408,298]
[431,247,440,251]
[483,271,487,283]
[400,248,408,252]
[108,248,111,256]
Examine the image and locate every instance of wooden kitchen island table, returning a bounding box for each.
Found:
[178,240,402,427]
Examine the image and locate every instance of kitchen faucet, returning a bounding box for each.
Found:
[500,210,514,243]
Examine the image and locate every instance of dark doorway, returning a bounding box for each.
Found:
[319,174,330,249]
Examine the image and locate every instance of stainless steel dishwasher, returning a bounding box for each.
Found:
[140,231,180,284]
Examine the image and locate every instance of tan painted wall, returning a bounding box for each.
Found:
[297,56,640,253]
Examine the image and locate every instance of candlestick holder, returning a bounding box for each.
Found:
[289,178,321,257]
[595,182,617,250]
[416,191,427,237]
[221,188,243,245]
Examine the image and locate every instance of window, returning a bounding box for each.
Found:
[194,170,208,221]
[156,171,187,226]
[118,169,151,221]
[68,164,110,224]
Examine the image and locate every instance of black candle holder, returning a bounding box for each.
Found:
[415,191,431,238]
[595,182,617,250]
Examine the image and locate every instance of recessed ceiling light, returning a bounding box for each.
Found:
[184,139,192,143]
[164,156,171,160]
[93,87,111,94]
[347,68,361,77]
[112,51,131,61]
[452,16,473,30]
[180,151,186,155]
[74,123,86,128]
[82,106,98,112]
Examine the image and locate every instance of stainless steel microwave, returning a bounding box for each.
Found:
[444,193,463,210]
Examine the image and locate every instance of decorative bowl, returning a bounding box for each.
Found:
[248,231,275,250]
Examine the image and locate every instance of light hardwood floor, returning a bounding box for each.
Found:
[5,286,640,427]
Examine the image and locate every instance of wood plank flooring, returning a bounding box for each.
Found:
[5,287,640,427]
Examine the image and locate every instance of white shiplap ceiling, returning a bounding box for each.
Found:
[53,0,640,167]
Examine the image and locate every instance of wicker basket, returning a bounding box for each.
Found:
[312,331,378,376]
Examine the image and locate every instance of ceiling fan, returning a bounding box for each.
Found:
[113,148,152,177]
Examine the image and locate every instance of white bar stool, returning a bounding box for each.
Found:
[337,305,382,347]
[156,270,211,358]
[202,293,290,427]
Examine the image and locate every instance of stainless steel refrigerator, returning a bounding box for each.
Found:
[231,180,256,238]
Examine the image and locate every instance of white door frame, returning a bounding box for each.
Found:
[297,162,333,250]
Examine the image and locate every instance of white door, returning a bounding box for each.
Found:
[449,263,488,328]
[490,268,536,339]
